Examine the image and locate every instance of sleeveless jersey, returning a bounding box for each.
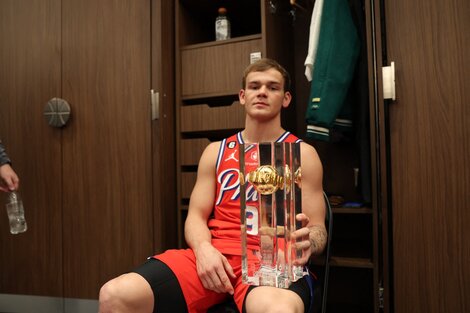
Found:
[208,131,302,255]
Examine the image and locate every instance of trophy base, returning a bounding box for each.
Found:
[242,265,305,289]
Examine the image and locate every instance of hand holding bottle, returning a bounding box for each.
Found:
[0,163,19,192]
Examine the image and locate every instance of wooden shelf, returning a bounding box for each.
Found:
[180,101,245,132]
[330,256,374,269]
[181,128,244,140]
[181,138,211,166]
[181,172,197,199]
[181,34,262,51]
[311,255,373,269]
[332,207,373,214]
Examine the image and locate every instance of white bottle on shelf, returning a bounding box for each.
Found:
[215,7,231,41]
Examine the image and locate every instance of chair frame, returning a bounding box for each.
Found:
[320,192,333,313]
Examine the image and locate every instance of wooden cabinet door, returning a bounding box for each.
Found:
[0,0,160,300]
[61,0,153,298]
[0,0,64,297]
[378,0,470,311]
[151,0,177,253]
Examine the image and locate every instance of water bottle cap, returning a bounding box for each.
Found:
[218,7,227,15]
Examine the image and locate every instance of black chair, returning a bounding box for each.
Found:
[208,192,333,313]
[308,192,333,313]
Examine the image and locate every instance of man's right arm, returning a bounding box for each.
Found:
[184,142,235,294]
[0,141,19,192]
[0,141,11,166]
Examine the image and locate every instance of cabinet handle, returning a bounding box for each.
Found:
[382,62,396,100]
[151,89,159,120]
[43,98,71,128]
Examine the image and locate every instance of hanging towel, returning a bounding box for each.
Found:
[305,0,360,141]
[304,0,325,82]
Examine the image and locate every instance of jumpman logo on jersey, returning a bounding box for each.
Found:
[224,150,238,162]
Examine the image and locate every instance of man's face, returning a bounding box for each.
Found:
[239,68,291,121]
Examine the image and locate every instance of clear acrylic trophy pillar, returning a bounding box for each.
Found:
[240,142,303,288]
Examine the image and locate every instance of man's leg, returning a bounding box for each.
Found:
[243,277,312,313]
[99,273,154,313]
[244,287,304,313]
[99,258,188,313]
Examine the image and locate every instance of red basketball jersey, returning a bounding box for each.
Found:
[208,131,301,255]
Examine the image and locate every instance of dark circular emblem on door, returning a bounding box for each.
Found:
[44,98,71,128]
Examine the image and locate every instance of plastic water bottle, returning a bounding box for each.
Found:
[5,191,27,234]
[215,7,231,41]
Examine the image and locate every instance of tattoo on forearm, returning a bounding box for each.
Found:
[308,225,327,255]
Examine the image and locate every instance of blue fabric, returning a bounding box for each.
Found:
[0,140,11,166]
[306,272,315,313]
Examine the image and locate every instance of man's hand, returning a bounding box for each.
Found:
[291,213,327,266]
[193,242,236,294]
[0,164,19,192]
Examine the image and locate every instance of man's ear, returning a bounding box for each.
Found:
[282,91,292,108]
[239,89,246,105]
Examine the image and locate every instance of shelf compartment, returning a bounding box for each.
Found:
[330,256,374,269]
[310,255,373,269]
[327,267,374,311]
[181,172,197,199]
[181,36,262,98]
[330,214,373,260]
[180,101,245,133]
[333,207,373,214]
[178,0,261,45]
[181,138,211,166]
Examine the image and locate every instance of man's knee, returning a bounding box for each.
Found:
[245,288,304,313]
[98,273,153,313]
[99,277,125,311]
[247,300,301,313]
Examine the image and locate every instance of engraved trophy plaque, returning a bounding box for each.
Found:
[240,142,303,288]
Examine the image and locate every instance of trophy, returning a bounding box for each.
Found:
[239,142,303,288]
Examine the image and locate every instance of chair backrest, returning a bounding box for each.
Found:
[308,192,333,313]
[321,192,333,313]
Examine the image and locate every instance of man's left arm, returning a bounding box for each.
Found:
[292,142,327,265]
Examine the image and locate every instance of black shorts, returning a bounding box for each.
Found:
[133,258,314,313]
[133,258,188,313]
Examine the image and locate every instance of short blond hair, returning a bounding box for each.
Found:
[242,58,291,92]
